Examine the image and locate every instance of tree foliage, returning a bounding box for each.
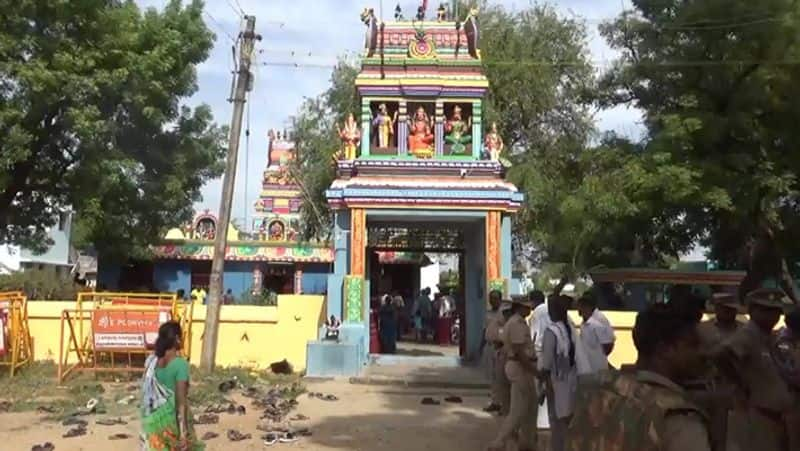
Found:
[600,0,800,298]
[290,61,359,240]
[0,0,227,259]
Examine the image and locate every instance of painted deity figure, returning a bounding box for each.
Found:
[337,113,361,160]
[484,122,504,161]
[269,221,284,241]
[445,105,472,154]
[372,104,396,148]
[408,106,434,158]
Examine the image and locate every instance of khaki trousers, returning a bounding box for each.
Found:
[490,368,538,450]
[493,350,511,415]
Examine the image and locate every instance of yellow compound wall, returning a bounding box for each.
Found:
[26,295,326,371]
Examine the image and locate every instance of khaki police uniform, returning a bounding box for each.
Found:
[695,293,745,451]
[490,305,538,451]
[494,301,512,415]
[484,308,501,405]
[720,288,794,451]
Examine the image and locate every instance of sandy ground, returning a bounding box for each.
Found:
[1,379,526,451]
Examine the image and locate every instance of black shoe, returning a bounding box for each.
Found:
[482,403,501,412]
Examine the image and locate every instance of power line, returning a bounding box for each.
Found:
[203,11,237,43]
[223,0,245,18]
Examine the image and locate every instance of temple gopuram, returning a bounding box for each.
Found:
[149,131,333,299]
[306,5,524,376]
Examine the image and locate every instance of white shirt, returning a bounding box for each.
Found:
[530,302,577,359]
[579,309,616,372]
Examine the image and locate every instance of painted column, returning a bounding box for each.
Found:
[360,98,371,157]
[500,214,513,294]
[345,208,367,322]
[327,210,351,320]
[435,100,445,157]
[294,267,303,294]
[472,100,482,159]
[398,100,408,156]
[485,210,504,295]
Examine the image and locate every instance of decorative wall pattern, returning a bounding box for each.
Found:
[344,276,364,322]
[152,243,334,263]
[486,211,501,281]
[350,208,366,276]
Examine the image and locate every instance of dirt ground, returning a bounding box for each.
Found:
[1,379,523,451]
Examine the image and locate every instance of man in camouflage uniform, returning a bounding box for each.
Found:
[715,288,794,451]
[489,296,538,451]
[567,303,711,451]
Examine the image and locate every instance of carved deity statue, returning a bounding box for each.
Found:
[445,105,472,154]
[372,104,397,149]
[408,106,434,158]
[337,113,361,160]
[484,122,504,161]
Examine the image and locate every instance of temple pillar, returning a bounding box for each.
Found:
[360,98,371,157]
[472,100,482,159]
[294,267,303,294]
[501,214,513,293]
[486,210,505,297]
[398,100,408,156]
[346,208,366,322]
[435,100,444,157]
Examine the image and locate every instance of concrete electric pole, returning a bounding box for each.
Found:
[200,15,260,372]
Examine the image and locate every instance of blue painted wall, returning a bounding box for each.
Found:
[97,260,121,290]
[153,260,191,295]
[301,263,330,294]
[222,261,254,300]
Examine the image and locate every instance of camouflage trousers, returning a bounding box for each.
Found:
[490,373,539,450]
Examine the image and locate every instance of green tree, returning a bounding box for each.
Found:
[290,61,359,239]
[0,0,226,259]
[600,0,800,299]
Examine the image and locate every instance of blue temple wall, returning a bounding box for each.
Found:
[153,260,192,294]
[301,263,331,294]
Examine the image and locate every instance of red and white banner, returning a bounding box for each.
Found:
[93,309,170,350]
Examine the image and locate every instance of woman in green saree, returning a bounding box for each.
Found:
[140,321,203,451]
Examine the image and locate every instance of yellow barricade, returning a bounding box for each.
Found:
[59,292,193,382]
[0,291,33,377]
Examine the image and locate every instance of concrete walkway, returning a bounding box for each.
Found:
[351,357,489,389]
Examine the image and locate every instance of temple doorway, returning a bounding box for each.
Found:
[366,222,470,360]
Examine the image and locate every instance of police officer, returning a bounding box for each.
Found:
[483,290,503,413]
[494,299,513,415]
[715,287,794,451]
[489,296,537,451]
[698,292,744,348]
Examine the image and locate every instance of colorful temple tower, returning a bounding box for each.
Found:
[307,6,523,376]
[148,131,333,299]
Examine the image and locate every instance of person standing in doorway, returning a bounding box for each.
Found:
[379,294,398,354]
[413,288,433,342]
[576,295,616,373]
[488,296,538,451]
[483,289,503,413]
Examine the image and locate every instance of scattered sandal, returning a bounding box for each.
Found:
[279,432,299,443]
[421,397,441,405]
[0,401,11,412]
[31,443,55,451]
[62,426,87,438]
[262,433,278,446]
[62,417,88,427]
[96,418,127,426]
[36,405,57,414]
[201,432,219,441]
[236,404,246,415]
[218,379,237,393]
[195,413,219,425]
[289,414,309,421]
[226,429,251,442]
[108,433,131,440]
[444,396,463,403]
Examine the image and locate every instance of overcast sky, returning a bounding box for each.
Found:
[136,0,643,227]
